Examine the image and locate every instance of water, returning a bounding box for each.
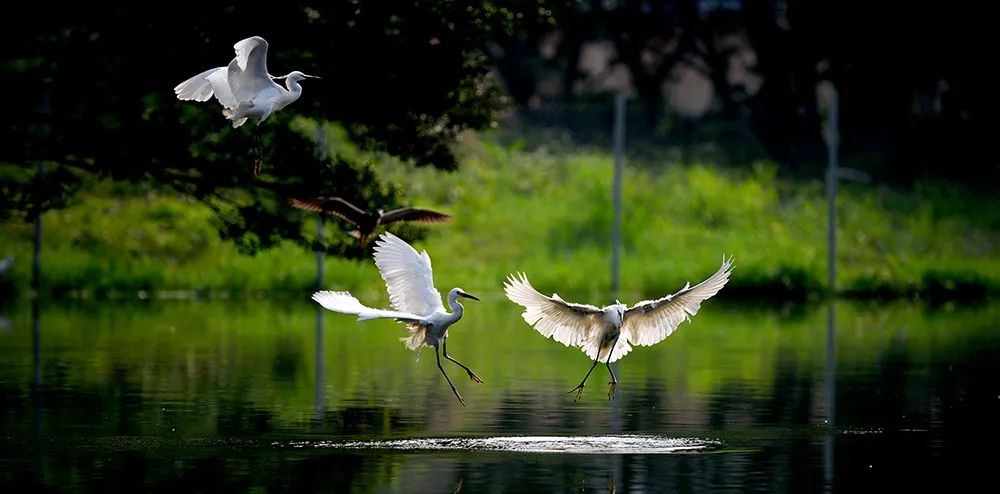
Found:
[0,298,996,492]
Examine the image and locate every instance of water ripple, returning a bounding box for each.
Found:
[291,435,720,454]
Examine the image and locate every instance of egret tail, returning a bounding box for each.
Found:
[312,291,423,322]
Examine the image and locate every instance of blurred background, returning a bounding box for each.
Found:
[0,1,997,492]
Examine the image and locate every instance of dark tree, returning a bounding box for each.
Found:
[0,1,556,255]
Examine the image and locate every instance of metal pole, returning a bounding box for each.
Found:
[611,92,626,295]
[32,162,43,295]
[825,87,839,294]
[32,83,50,296]
[314,122,327,420]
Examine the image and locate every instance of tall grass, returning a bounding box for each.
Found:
[0,136,996,301]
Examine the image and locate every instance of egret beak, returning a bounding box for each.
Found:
[459,292,480,301]
[303,74,321,80]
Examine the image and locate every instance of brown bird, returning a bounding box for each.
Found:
[289,197,453,248]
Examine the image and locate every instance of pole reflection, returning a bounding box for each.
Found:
[823,301,836,493]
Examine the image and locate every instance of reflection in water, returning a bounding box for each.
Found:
[0,300,997,492]
[314,301,324,422]
[824,302,836,493]
[32,298,43,481]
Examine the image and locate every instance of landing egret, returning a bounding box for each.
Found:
[174,36,318,173]
[289,197,452,248]
[312,232,483,406]
[504,257,733,401]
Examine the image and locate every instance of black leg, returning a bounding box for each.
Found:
[435,343,466,407]
[252,131,263,176]
[605,337,619,400]
[569,356,602,402]
[443,337,484,383]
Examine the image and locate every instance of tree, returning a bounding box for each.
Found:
[0,1,557,255]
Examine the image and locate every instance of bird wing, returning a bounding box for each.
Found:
[379,207,453,225]
[288,197,368,225]
[207,64,238,110]
[174,67,225,101]
[622,257,734,347]
[503,272,606,349]
[233,36,267,72]
[312,291,423,322]
[372,232,445,316]
[229,36,281,104]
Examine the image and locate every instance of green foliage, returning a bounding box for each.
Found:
[1,138,996,300]
[0,1,562,252]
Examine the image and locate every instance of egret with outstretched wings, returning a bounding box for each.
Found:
[174,36,318,173]
[504,257,733,400]
[312,232,482,406]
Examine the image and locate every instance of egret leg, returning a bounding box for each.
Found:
[569,357,601,402]
[435,343,466,407]
[443,337,484,384]
[252,131,263,176]
[605,337,619,400]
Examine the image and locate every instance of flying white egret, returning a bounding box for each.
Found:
[288,197,453,248]
[174,36,318,173]
[312,232,483,406]
[504,257,733,401]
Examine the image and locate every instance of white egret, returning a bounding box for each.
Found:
[289,197,453,248]
[312,232,483,406]
[174,36,317,173]
[504,257,733,401]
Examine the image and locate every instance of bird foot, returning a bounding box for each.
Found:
[466,370,484,384]
[252,158,263,177]
[607,382,617,400]
[568,384,585,402]
[449,386,467,407]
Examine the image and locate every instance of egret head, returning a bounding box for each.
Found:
[610,301,626,324]
[451,287,480,301]
[275,71,320,82]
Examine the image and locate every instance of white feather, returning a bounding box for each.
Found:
[173,67,223,102]
[622,256,733,347]
[373,232,445,317]
[311,291,422,322]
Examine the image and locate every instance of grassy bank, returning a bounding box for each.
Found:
[1,137,996,301]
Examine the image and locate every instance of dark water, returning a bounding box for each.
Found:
[0,298,996,492]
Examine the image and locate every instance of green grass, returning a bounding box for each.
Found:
[0,135,996,301]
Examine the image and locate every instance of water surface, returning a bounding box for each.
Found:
[0,298,996,492]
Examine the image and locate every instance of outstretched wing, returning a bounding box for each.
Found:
[372,232,445,316]
[229,36,281,104]
[174,67,225,101]
[312,291,423,322]
[379,207,453,225]
[622,257,733,347]
[503,272,605,349]
[288,197,368,225]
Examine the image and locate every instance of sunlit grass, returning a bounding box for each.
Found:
[0,136,996,300]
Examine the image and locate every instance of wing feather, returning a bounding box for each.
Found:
[229,36,282,105]
[503,272,605,349]
[372,232,445,316]
[312,291,423,322]
[289,197,368,225]
[622,257,733,347]
[379,207,453,224]
[174,67,225,102]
